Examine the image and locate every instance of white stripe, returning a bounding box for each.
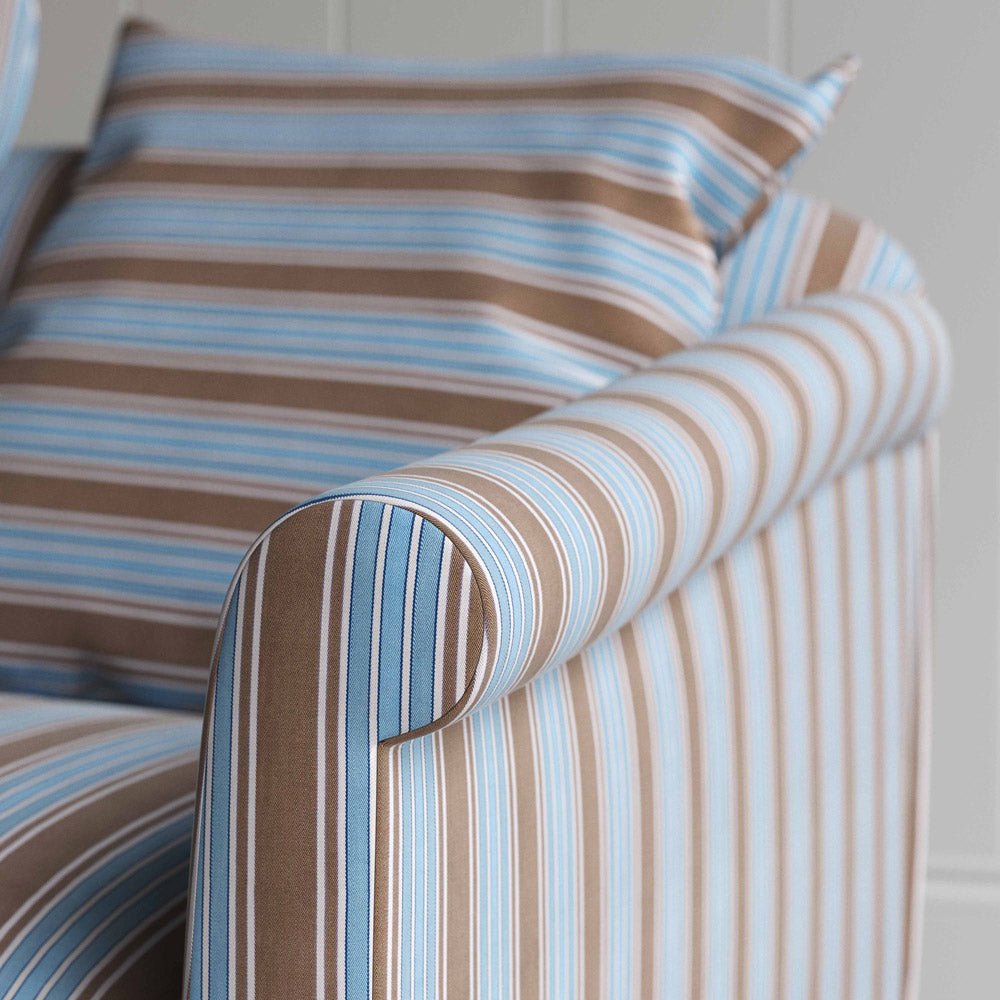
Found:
[246,534,268,1000]
[315,500,341,1000]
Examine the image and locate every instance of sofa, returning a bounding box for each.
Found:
[0,3,949,999]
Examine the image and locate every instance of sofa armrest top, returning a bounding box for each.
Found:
[215,288,949,743]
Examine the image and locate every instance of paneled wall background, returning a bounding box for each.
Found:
[18,0,1000,993]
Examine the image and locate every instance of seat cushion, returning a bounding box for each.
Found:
[0,19,856,709]
[0,694,199,1000]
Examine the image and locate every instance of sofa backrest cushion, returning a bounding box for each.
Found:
[719,189,923,327]
[0,146,80,301]
[0,19,854,709]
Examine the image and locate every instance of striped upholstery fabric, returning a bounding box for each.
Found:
[374,437,934,1000]
[719,188,922,327]
[0,0,38,162]
[0,694,200,1000]
[0,148,81,303]
[187,285,948,998]
[0,20,858,709]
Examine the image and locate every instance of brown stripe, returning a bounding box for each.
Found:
[0,357,547,435]
[18,256,682,357]
[866,461,886,999]
[504,688,540,999]
[0,602,214,673]
[390,465,562,692]
[0,747,197,925]
[796,504,824,1000]
[714,558,749,1000]
[620,623,657,998]
[441,545,466,712]
[478,438,627,644]
[439,720,473,1000]
[76,898,187,1000]
[101,78,802,171]
[250,501,333,998]
[371,743,392,1000]
[805,210,861,296]
[0,470,290,534]
[834,477,855,1000]
[669,589,704,1000]
[759,528,787,1000]
[564,655,602,997]
[84,158,702,238]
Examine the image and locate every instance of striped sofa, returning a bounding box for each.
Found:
[0,9,949,998]
[0,168,949,1000]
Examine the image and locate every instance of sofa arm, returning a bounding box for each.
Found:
[184,288,949,1000]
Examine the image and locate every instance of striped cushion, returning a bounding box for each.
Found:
[0,147,81,304]
[0,694,200,1000]
[719,188,922,326]
[0,20,856,710]
[0,0,38,162]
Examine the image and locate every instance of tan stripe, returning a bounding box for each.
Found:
[563,654,601,997]
[0,602,214,672]
[0,749,197,926]
[85,158,702,238]
[371,743,391,1000]
[0,357,547,434]
[504,685,540,999]
[250,502,332,998]
[805,210,861,296]
[441,544,467,712]
[866,461,886,998]
[17,256,681,358]
[101,79,804,169]
[439,720,473,1000]
[714,558,749,1000]
[759,528,787,999]
[620,623,657,998]
[719,341,816,510]
[0,471,290,534]
[835,477,855,1000]
[479,438,627,643]
[669,589,704,1000]
[796,504,824,1000]
[610,392,728,571]
[75,899,187,1000]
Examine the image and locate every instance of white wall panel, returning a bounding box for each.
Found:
[139,0,334,51]
[921,883,1000,998]
[349,0,549,57]
[791,0,1000,863]
[566,0,773,61]
[19,0,132,144]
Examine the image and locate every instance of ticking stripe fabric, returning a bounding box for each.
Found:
[719,188,923,328]
[0,0,38,163]
[187,288,948,999]
[0,694,200,1000]
[0,22,857,711]
[0,147,81,304]
[375,435,934,1000]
